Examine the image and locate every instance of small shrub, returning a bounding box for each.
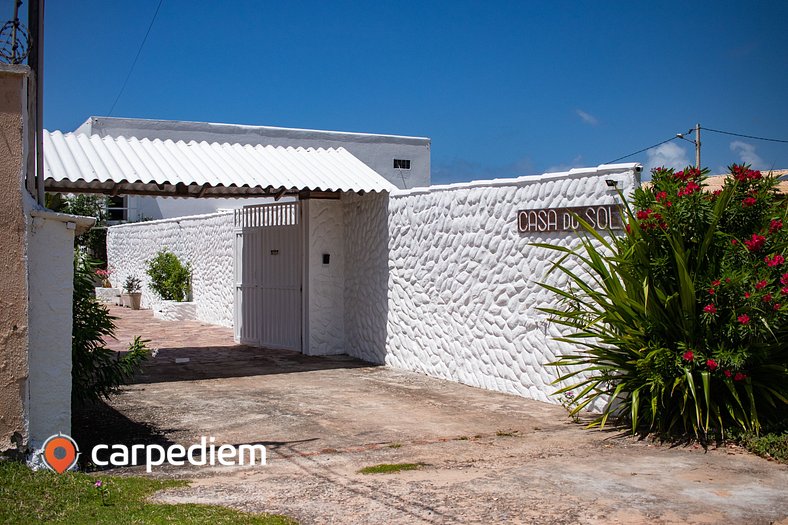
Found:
[145,249,191,302]
[72,254,150,405]
[536,164,787,440]
[736,431,788,463]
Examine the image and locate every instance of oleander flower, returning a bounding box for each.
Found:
[743,234,766,252]
[765,254,785,267]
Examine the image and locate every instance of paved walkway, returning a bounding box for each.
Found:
[94,307,788,525]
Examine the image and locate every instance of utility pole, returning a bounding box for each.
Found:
[695,123,701,169]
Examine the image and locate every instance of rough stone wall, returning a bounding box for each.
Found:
[305,199,345,355]
[344,167,638,404]
[107,212,234,327]
[344,192,391,364]
[0,67,29,451]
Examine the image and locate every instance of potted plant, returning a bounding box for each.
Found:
[95,268,113,288]
[122,275,143,310]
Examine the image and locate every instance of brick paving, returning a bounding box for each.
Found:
[103,305,369,384]
[104,305,238,353]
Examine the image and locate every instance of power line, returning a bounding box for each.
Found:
[107,0,164,116]
[701,126,788,144]
[604,136,678,164]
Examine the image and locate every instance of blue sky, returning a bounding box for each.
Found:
[39,0,788,183]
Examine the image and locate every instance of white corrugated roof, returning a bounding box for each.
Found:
[43,130,397,197]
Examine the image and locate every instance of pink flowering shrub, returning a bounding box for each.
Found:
[538,164,787,440]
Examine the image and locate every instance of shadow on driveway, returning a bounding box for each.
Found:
[133,346,378,384]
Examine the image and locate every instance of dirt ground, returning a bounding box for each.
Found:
[80,307,788,525]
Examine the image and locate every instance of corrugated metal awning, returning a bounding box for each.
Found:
[43,130,397,197]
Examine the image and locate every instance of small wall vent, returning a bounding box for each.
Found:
[393,159,411,170]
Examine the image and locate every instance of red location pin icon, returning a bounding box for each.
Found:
[42,433,79,473]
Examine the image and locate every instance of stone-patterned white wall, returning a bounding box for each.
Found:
[106,211,235,327]
[107,164,639,406]
[344,192,391,364]
[304,199,346,355]
[344,165,639,404]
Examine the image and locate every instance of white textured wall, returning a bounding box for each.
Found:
[344,192,391,364]
[27,216,75,447]
[106,164,639,406]
[344,166,639,404]
[107,212,234,327]
[304,199,346,355]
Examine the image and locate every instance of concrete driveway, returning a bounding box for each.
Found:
[87,307,788,525]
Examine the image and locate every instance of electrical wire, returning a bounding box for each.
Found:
[107,0,165,116]
[604,136,678,164]
[701,126,788,144]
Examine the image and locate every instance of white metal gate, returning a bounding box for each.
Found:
[234,202,302,351]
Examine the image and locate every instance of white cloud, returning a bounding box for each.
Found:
[576,109,598,126]
[644,142,690,175]
[730,141,765,169]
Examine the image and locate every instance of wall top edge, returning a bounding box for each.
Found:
[391,163,641,197]
[30,210,96,235]
[0,64,30,76]
[79,116,432,146]
[108,210,233,230]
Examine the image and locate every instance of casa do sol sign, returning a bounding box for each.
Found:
[517,204,623,233]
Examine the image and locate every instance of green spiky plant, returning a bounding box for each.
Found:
[72,253,150,405]
[535,165,788,441]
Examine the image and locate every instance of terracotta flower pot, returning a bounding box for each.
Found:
[128,292,142,310]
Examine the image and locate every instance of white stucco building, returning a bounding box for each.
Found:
[72,116,430,222]
[42,122,641,406]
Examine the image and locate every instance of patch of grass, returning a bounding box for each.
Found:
[387,443,402,449]
[358,463,424,475]
[455,436,469,441]
[0,461,296,524]
[496,430,519,437]
[736,432,788,463]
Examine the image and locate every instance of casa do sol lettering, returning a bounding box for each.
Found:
[517,205,623,233]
